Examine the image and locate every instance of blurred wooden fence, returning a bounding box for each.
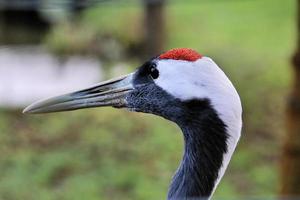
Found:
[143,0,166,57]
[281,0,300,197]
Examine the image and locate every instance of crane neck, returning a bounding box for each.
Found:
[167,99,230,200]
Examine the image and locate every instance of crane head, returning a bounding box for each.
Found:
[23,48,241,129]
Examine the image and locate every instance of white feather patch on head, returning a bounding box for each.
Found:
[154,57,242,194]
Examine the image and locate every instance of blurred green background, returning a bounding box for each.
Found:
[0,0,296,199]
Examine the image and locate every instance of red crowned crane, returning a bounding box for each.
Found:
[24,48,242,200]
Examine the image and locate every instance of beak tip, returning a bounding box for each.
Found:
[22,107,32,114]
[23,104,39,114]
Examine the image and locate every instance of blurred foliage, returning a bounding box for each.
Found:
[0,0,296,199]
[0,109,179,200]
[44,3,143,60]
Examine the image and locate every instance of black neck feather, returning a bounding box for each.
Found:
[167,99,229,200]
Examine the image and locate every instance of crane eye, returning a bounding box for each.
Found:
[149,64,159,79]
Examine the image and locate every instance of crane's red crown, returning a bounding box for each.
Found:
[159,48,202,62]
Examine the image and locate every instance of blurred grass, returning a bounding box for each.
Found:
[0,109,179,200]
[0,0,296,199]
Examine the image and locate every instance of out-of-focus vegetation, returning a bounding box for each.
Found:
[45,3,143,59]
[0,0,295,199]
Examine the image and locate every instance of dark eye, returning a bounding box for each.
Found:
[149,64,159,79]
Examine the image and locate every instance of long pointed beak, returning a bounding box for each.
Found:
[23,73,134,114]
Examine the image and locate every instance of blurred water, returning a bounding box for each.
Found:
[0,46,103,108]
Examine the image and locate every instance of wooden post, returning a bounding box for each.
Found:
[281,0,300,197]
[143,0,166,57]
[71,0,87,17]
